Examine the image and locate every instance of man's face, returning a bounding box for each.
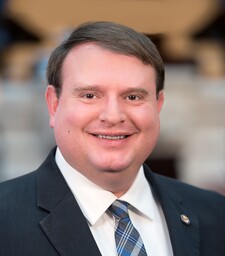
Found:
[46,43,164,194]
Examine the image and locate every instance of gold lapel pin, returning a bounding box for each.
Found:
[180,214,191,225]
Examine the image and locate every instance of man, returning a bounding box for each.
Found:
[0,21,225,256]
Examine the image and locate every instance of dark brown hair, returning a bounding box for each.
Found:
[46,21,164,97]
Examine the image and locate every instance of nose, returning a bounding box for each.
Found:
[99,97,126,124]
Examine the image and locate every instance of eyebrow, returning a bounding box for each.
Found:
[72,85,102,93]
[124,87,149,95]
[72,85,149,96]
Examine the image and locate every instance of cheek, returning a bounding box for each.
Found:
[135,107,160,130]
[53,107,76,136]
[54,111,80,149]
[56,105,95,134]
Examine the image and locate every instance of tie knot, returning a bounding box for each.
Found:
[109,200,129,219]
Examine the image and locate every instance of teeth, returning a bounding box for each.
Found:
[97,135,126,140]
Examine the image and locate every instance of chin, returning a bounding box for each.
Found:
[96,161,133,173]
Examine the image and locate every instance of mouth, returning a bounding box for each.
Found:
[91,134,130,140]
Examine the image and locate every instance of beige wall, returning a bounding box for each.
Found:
[6,0,223,76]
[8,0,219,36]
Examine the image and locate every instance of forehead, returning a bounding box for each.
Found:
[63,42,155,70]
[63,42,152,69]
[61,42,156,89]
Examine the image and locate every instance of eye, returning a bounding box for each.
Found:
[127,95,140,101]
[82,93,96,99]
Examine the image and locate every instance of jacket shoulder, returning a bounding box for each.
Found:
[149,170,225,212]
[0,171,37,207]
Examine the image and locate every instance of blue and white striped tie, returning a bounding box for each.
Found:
[109,200,147,256]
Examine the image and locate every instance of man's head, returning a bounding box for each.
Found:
[46,21,164,98]
[46,21,165,196]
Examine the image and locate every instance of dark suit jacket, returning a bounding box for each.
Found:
[1,148,225,256]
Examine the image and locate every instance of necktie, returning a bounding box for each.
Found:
[109,200,147,256]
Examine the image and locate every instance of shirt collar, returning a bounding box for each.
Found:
[55,147,156,225]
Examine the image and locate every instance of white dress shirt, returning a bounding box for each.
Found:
[55,148,173,256]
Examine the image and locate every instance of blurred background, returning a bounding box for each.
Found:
[0,0,225,194]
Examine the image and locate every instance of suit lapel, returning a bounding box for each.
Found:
[36,149,200,255]
[144,165,200,256]
[36,149,102,256]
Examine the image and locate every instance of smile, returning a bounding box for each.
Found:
[94,134,128,140]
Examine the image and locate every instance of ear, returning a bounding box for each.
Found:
[45,85,59,128]
[157,90,164,113]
